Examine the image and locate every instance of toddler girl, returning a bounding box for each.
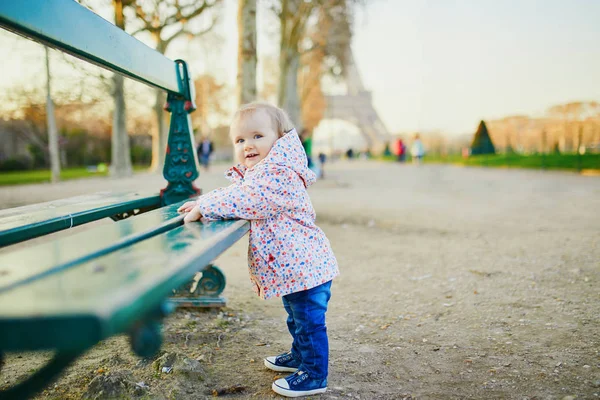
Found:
[178,102,339,397]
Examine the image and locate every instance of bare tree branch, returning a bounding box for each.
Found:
[58,53,113,93]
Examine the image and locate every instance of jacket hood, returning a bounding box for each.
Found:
[225,128,316,187]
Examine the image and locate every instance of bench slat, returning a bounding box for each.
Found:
[0,192,161,247]
[0,218,249,352]
[0,1,183,94]
[0,201,195,293]
[0,203,183,294]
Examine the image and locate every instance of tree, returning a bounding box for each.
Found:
[3,83,114,171]
[300,0,352,132]
[259,55,279,102]
[44,47,61,182]
[552,141,561,154]
[470,120,496,155]
[74,0,134,176]
[110,0,133,177]
[237,0,257,106]
[548,101,600,152]
[269,0,356,130]
[299,8,327,132]
[192,74,228,138]
[273,0,319,129]
[128,0,221,171]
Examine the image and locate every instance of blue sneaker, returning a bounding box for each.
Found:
[272,370,327,397]
[264,352,301,372]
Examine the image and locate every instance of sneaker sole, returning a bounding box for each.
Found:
[272,382,327,398]
[264,359,299,372]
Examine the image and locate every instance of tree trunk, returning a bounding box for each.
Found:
[277,0,291,109]
[45,47,61,183]
[277,48,289,108]
[277,0,304,129]
[283,52,302,130]
[151,89,167,171]
[110,0,133,177]
[110,73,133,177]
[237,0,257,106]
[278,48,303,130]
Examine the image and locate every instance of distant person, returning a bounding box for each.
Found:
[318,152,327,178]
[395,138,406,162]
[411,134,425,165]
[300,129,314,169]
[346,148,354,159]
[197,136,214,171]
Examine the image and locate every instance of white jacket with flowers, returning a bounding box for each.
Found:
[195,129,339,299]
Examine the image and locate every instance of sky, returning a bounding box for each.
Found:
[350,0,600,135]
[185,0,600,136]
[1,0,600,139]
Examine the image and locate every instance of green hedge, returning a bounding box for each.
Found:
[422,153,600,171]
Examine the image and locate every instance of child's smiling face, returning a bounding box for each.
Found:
[230,108,280,169]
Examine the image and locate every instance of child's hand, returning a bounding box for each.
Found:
[177,201,197,213]
[183,207,203,223]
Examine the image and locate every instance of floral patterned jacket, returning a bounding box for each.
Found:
[195,129,339,299]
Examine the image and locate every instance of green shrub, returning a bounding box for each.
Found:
[27,144,47,168]
[0,157,33,171]
[131,145,152,166]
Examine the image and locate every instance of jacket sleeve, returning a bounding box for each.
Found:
[195,165,300,220]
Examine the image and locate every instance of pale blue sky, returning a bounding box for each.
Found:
[1,0,599,137]
[350,0,600,134]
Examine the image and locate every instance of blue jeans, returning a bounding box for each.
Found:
[199,154,210,168]
[282,281,332,380]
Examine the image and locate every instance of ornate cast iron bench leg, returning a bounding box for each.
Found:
[170,264,227,308]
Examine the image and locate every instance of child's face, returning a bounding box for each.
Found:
[230,109,280,169]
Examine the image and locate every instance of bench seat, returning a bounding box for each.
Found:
[0,201,249,353]
[0,191,162,247]
[0,1,230,397]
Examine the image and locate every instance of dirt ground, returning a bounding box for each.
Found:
[1,161,599,400]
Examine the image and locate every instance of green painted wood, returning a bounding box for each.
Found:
[0,202,184,294]
[0,192,161,247]
[0,1,183,95]
[0,218,249,352]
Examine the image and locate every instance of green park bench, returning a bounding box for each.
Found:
[0,2,249,399]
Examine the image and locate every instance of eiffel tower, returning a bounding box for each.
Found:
[324,50,391,153]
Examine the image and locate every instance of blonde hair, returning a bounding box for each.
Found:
[232,102,294,138]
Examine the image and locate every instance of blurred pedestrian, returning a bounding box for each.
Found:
[395,138,406,162]
[411,134,425,165]
[318,152,327,178]
[300,129,314,169]
[197,136,214,171]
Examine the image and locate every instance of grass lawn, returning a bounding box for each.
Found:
[381,153,600,172]
[0,166,151,186]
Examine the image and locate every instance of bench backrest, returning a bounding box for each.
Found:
[0,0,199,205]
[0,1,182,94]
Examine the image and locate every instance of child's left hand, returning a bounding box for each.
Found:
[177,201,197,213]
[183,207,203,223]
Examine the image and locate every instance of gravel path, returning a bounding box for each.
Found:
[1,161,599,399]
